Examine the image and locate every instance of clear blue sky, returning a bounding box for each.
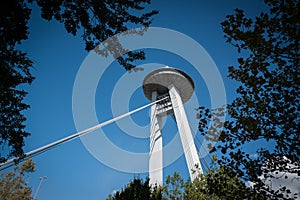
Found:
[13,1,267,199]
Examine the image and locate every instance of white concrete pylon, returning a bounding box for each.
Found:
[148,85,203,186]
[149,91,163,186]
[168,84,203,180]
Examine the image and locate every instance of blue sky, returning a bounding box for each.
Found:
[9,1,269,199]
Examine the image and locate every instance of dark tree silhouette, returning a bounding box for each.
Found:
[107,161,267,200]
[0,0,157,162]
[163,165,266,200]
[106,177,162,200]
[198,0,299,199]
[0,0,34,162]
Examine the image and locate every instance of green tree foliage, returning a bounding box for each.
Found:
[107,160,267,200]
[203,164,266,200]
[0,0,157,162]
[162,172,185,200]
[106,177,162,200]
[0,159,35,200]
[198,0,299,199]
[161,159,266,200]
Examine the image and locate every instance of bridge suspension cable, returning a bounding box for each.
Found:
[0,97,168,171]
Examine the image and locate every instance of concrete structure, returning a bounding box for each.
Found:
[143,66,203,186]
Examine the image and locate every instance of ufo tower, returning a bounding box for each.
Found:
[143,66,203,186]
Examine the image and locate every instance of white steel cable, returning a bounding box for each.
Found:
[0,97,168,171]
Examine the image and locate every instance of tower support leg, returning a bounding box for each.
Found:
[149,91,163,186]
[168,85,203,180]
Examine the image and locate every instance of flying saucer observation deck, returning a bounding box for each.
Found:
[142,66,194,104]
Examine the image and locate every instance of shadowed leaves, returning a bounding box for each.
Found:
[0,0,157,162]
[198,0,299,199]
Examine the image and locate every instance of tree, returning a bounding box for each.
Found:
[161,158,266,200]
[0,158,35,200]
[106,177,162,200]
[162,172,185,200]
[198,0,299,199]
[0,0,157,162]
[106,159,268,200]
[202,164,266,200]
[0,0,34,163]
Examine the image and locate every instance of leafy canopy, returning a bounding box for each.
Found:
[106,177,162,200]
[106,160,267,200]
[198,0,299,199]
[0,0,157,162]
[0,159,35,200]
